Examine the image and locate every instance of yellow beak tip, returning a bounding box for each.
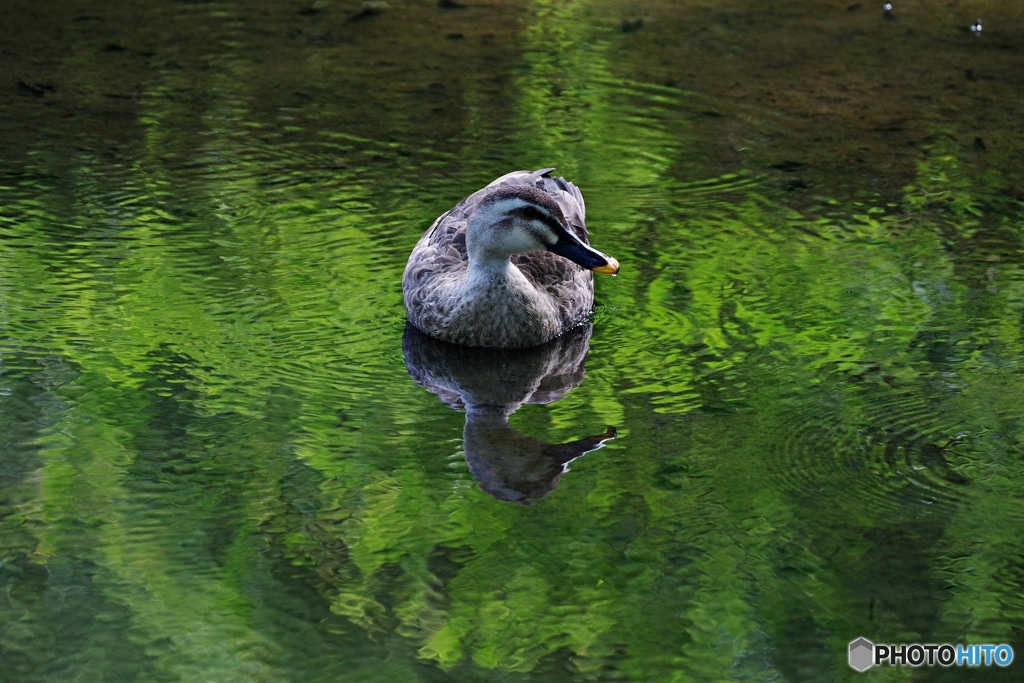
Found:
[593,256,620,275]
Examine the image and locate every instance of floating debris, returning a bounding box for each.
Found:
[883,2,894,20]
[971,18,982,36]
[16,81,55,97]
[351,1,388,21]
[619,18,644,33]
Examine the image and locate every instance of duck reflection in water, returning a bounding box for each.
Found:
[403,323,616,504]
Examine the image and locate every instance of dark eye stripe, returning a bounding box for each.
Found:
[508,205,564,234]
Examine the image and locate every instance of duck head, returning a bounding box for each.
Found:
[466,186,619,274]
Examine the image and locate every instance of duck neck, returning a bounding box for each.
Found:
[463,254,528,295]
[464,212,530,281]
[465,404,513,423]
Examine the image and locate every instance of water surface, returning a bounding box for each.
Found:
[2,1,1023,681]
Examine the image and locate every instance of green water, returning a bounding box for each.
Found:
[2,1,1023,681]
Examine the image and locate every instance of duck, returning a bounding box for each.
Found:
[402,168,619,348]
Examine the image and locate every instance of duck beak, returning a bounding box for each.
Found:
[548,225,620,275]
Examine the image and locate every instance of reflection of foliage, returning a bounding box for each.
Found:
[1,2,1024,682]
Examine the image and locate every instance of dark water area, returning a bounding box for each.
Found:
[1,1,1023,681]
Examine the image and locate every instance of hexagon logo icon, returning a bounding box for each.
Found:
[849,638,874,671]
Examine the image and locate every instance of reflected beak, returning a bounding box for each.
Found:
[547,224,620,275]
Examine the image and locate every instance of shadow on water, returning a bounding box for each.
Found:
[403,324,616,503]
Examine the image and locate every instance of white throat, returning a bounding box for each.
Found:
[464,256,526,291]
